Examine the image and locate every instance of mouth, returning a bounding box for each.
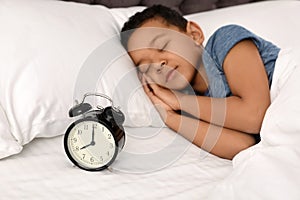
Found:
[166,66,178,83]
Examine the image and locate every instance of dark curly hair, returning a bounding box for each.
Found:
[120,5,188,50]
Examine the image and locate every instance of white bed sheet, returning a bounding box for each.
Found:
[1,127,232,199]
[209,49,300,200]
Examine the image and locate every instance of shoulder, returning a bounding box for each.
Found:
[213,24,251,36]
[204,25,261,69]
[206,24,259,51]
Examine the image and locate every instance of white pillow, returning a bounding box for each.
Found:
[0,105,22,158]
[185,1,300,49]
[0,0,151,159]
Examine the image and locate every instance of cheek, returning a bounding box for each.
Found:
[168,40,200,66]
[162,69,189,90]
[128,50,150,66]
[172,65,196,89]
[150,74,165,86]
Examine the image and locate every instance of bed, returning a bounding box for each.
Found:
[1,0,300,199]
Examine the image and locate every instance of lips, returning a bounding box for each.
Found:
[166,66,178,83]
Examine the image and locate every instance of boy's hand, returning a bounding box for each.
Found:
[141,75,176,122]
[142,75,183,111]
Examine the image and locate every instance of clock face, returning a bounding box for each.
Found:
[66,120,117,170]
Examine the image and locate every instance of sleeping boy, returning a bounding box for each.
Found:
[120,5,280,159]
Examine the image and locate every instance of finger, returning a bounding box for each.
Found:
[143,75,161,93]
[143,82,151,94]
[141,74,146,85]
[141,75,153,95]
[144,74,155,84]
[148,92,163,106]
[137,71,143,81]
[150,95,172,113]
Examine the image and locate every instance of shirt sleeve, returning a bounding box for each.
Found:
[205,24,262,71]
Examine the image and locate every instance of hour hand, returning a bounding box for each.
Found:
[80,143,91,150]
[81,127,96,150]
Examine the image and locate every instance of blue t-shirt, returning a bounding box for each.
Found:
[202,24,280,98]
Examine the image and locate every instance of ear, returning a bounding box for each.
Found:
[186,21,204,45]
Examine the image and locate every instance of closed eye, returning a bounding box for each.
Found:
[159,41,170,52]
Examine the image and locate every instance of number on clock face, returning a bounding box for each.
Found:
[67,121,116,169]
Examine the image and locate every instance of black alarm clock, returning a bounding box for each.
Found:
[64,93,125,171]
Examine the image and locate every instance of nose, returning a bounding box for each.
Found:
[156,60,167,74]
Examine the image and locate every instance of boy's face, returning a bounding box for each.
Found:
[127,19,203,90]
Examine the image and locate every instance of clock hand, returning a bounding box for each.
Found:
[91,127,95,142]
[80,126,96,150]
[80,126,96,149]
[80,143,92,150]
[91,126,95,145]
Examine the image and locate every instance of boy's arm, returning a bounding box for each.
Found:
[180,40,270,133]
[153,40,270,133]
[165,110,255,160]
[142,75,255,160]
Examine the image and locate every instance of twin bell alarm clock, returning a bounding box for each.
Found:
[64,93,125,171]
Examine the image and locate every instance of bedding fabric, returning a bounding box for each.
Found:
[1,0,300,159]
[0,0,153,159]
[208,49,300,200]
[0,0,300,199]
[1,127,233,200]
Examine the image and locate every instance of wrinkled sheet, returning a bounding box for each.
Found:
[208,49,300,200]
[0,127,232,200]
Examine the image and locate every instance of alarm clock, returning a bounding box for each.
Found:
[64,93,125,171]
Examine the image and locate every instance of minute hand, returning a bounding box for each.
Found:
[90,126,95,145]
[80,126,96,150]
